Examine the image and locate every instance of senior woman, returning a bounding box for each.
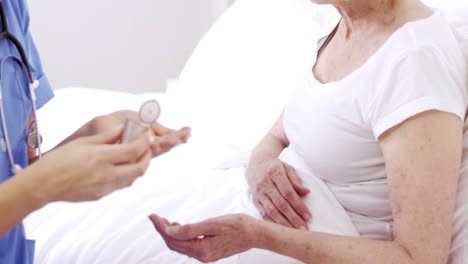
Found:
[150,0,468,263]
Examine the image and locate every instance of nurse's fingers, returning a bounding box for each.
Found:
[150,127,191,156]
[151,123,176,136]
[98,149,151,197]
[110,149,152,186]
[80,125,124,145]
[100,132,152,164]
[94,151,151,197]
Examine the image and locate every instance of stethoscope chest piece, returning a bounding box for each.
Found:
[26,130,41,149]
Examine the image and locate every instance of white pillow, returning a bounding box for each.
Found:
[166,0,339,168]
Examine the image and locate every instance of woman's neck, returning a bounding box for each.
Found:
[331,0,433,39]
[333,0,400,38]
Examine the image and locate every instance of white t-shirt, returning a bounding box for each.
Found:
[280,11,468,240]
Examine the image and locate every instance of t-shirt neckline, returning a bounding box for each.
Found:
[309,10,440,87]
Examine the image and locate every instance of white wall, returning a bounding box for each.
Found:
[28,0,230,93]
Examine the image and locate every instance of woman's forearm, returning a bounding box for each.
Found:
[254,220,416,264]
[248,113,289,164]
[0,170,47,236]
[249,133,286,161]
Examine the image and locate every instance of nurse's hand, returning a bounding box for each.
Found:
[246,158,311,230]
[61,110,191,157]
[90,110,191,156]
[26,127,153,202]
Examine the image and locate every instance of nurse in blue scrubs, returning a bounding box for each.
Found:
[0,0,191,263]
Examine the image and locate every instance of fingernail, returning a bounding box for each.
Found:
[147,132,156,143]
[299,226,307,230]
[303,213,311,221]
[165,226,178,236]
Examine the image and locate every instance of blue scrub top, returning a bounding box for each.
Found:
[0,0,54,263]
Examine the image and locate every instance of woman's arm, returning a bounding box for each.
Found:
[247,112,311,229]
[151,110,462,264]
[257,110,461,264]
[248,112,290,160]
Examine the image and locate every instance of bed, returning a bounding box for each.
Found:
[23,87,260,264]
[24,0,468,263]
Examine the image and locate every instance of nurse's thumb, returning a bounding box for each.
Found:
[83,125,124,145]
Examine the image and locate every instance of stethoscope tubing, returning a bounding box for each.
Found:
[0,56,40,175]
[0,0,41,175]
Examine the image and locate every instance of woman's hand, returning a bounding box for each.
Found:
[25,127,153,202]
[246,158,311,230]
[60,110,191,157]
[149,214,258,263]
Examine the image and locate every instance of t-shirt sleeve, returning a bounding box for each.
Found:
[19,0,54,109]
[368,45,468,138]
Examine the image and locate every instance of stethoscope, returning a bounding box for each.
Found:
[0,0,41,175]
